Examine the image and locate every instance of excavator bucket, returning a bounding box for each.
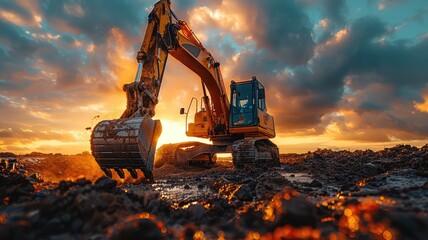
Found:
[90,117,162,180]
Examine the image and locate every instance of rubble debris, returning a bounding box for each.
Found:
[0,173,35,205]
[0,144,427,239]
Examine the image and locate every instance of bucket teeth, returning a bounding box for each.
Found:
[127,168,138,179]
[101,168,113,178]
[114,168,125,178]
[142,170,154,182]
[90,117,162,180]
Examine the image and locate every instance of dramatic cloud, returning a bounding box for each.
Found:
[378,0,407,10]
[39,0,147,43]
[0,0,427,153]
[268,15,428,139]
[247,0,315,65]
[321,0,348,26]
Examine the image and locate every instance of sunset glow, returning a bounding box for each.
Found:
[1,0,427,154]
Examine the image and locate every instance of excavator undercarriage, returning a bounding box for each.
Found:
[232,139,280,167]
[155,141,220,168]
[155,139,280,169]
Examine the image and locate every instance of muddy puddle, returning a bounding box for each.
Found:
[345,169,428,213]
[125,171,315,206]
[123,177,217,206]
[280,172,314,184]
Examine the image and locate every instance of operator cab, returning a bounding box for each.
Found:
[229,77,275,138]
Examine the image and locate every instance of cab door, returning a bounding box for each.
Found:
[230,82,256,127]
[256,83,275,136]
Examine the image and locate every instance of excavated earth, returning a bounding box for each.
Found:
[1,144,428,239]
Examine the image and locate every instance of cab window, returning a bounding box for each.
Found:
[231,83,254,126]
[258,85,266,111]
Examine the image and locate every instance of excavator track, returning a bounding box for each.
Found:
[155,139,279,169]
[232,138,280,168]
[91,117,162,180]
[155,141,229,168]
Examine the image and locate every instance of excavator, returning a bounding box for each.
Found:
[90,0,279,181]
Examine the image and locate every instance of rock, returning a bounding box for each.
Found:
[27,173,42,182]
[234,185,253,201]
[390,212,428,239]
[76,178,91,186]
[71,219,83,232]
[57,180,75,194]
[186,204,207,220]
[0,173,35,205]
[0,159,6,169]
[211,198,230,211]
[94,195,109,212]
[109,214,165,240]
[130,189,160,206]
[48,233,75,240]
[239,209,265,231]
[60,213,71,224]
[89,234,103,240]
[309,179,323,188]
[148,199,161,213]
[179,224,198,240]
[27,210,40,223]
[264,189,318,228]
[142,190,161,205]
[75,195,96,217]
[46,217,62,230]
[94,177,116,190]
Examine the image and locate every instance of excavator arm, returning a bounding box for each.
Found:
[120,0,171,119]
[122,0,229,131]
[170,21,230,131]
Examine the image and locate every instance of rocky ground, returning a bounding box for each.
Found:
[1,144,428,239]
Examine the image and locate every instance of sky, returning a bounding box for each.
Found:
[0,0,428,154]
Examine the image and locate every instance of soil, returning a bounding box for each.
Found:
[1,144,427,239]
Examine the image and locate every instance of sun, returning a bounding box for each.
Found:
[156,119,211,148]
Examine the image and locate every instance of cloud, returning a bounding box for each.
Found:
[187,0,315,66]
[38,0,149,43]
[0,0,215,153]
[0,0,428,153]
[247,0,315,66]
[302,0,347,26]
[301,0,348,42]
[244,14,428,142]
[410,7,428,23]
[238,17,385,131]
[378,0,407,10]
[0,1,151,153]
[321,0,347,26]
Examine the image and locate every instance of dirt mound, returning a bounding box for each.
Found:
[1,144,427,239]
[17,154,104,182]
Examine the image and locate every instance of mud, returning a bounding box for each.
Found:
[1,144,428,239]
